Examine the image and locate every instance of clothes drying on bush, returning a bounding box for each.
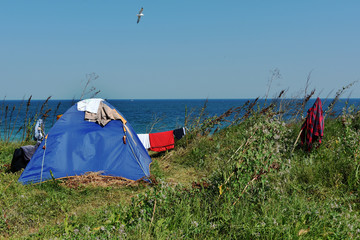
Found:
[173,127,186,140]
[34,119,44,141]
[137,134,150,149]
[12,118,44,172]
[149,130,175,152]
[300,97,324,151]
[11,142,41,173]
[138,127,186,151]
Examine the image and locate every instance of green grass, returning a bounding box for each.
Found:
[1,108,360,239]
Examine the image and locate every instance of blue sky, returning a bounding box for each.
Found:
[1,1,359,99]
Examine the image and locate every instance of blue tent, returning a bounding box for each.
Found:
[19,99,152,184]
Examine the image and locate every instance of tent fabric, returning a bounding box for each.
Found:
[18,99,152,184]
[149,131,175,152]
[300,97,324,151]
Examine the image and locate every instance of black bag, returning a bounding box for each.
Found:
[10,148,29,173]
[10,142,40,173]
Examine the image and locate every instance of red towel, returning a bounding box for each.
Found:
[149,130,175,152]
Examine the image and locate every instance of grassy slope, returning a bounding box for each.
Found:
[0,110,360,239]
[0,143,206,239]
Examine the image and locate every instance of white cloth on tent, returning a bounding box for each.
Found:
[77,98,104,113]
[137,134,150,149]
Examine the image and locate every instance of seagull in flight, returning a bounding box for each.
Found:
[137,7,144,24]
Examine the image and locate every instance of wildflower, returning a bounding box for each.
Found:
[73,229,79,235]
[100,226,105,231]
[348,224,353,231]
[273,218,278,225]
[192,221,199,227]
[330,203,339,209]
[119,224,125,234]
[210,222,217,229]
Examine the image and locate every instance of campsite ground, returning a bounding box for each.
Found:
[1,101,360,239]
[0,142,206,239]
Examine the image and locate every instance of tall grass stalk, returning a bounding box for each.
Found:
[325,81,358,119]
[21,96,32,141]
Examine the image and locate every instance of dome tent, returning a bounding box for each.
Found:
[19,99,152,184]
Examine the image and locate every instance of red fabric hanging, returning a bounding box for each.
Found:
[300,97,324,151]
[149,130,175,152]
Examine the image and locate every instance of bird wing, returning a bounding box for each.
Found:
[137,15,141,24]
[138,7,143,14]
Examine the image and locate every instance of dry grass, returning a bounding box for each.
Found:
[59,171,150,189]
[152,149,207,187]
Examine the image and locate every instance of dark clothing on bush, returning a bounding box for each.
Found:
[11,141,40,172]
[173,127,185,140]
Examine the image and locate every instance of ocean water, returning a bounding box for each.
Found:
[1,98,359,141]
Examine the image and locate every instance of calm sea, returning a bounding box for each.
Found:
[1,98,359,141]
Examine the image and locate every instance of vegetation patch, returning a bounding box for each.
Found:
[1,91,360,238]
